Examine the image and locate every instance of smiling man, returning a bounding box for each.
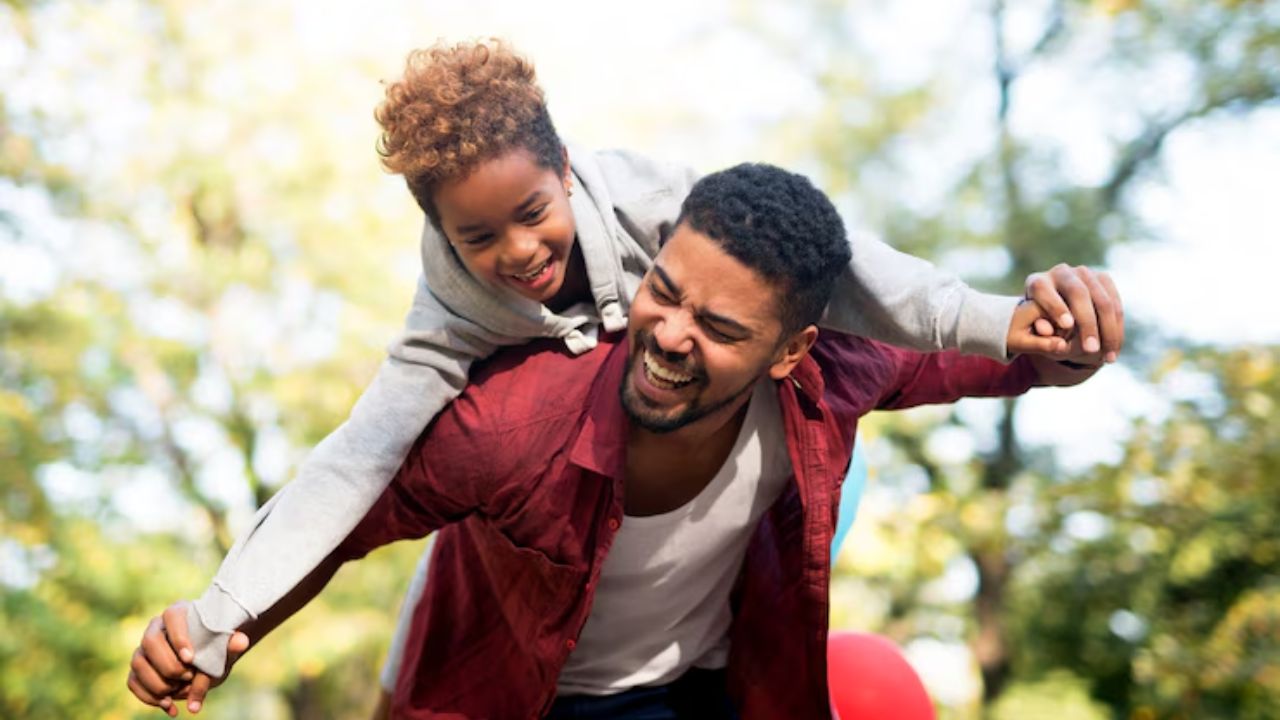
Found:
[130,163,1114,719]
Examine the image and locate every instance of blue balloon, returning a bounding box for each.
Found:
[831,439,868,564]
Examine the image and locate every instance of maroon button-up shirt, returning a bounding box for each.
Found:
[335,331,1038,719]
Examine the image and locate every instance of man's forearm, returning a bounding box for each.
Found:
[1028,354,1101,387]
[238,551,345,651]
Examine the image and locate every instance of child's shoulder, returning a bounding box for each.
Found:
[572,144,698,202]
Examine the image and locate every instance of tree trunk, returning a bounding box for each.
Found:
[972,397,1019,703]
[973,545,1011,703]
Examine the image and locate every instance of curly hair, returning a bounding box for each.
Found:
[375,39,566,221]
[676,163,851,335]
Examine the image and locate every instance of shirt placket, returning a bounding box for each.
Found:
[531,472,627,719]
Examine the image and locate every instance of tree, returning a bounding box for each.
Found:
[738,0,1280,711]
[1008,347,1280,719]
[1,1,429,716]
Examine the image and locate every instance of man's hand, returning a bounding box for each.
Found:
[126,601,249,716]
[1008,263,1124,362]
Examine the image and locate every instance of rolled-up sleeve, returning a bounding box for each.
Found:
[876,347,1039,410]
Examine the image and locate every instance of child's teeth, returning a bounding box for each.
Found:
[517,261,548,281]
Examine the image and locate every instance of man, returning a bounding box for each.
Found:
[129,163,1116,718]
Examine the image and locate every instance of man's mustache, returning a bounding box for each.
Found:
[636,331,704,382]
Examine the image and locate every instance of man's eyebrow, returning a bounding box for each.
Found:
[455,191,545,234]
[652,264,682,297]
[699,308,752,337]
[652,264,753,337]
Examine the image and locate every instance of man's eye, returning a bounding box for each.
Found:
[704,325,737,343]
[650,285,675,305]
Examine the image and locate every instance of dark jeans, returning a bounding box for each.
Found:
[545,667,738,720]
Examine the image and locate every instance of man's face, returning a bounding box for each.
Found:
[434,148,577,307]
[622,224,794,434]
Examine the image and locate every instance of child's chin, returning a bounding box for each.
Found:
[517,282,561,304]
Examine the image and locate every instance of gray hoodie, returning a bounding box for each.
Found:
[185,145,1017,676]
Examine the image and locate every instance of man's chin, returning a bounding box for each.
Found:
[620,383,693,434]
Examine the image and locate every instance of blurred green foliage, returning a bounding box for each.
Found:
[1005,348,1280,718]
[2,0,1277,718]
[1,0,425,717]
[756,0,1280,716]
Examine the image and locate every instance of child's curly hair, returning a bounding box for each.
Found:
[376,39,566,223]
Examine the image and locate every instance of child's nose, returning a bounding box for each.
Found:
[501,227,541,267]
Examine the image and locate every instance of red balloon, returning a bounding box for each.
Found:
[827,632,935,720]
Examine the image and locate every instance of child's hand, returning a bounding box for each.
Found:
[126,601,249,715]
[1008,264,1124,362]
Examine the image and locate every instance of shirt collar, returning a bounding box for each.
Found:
[567,335,829,479]
[787,351,825,405]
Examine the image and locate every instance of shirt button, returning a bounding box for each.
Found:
[565,638,577,651]
[607,517,621,531]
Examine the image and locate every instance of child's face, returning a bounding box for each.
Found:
[433,149,577,306]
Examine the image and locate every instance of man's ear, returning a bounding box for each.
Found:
[768,325,819,380]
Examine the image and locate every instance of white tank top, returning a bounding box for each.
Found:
[556,379,793,695]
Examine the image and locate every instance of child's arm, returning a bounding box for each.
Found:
[133,439,473,715]
[591,146,1115,361]
[824,230,1021,359]
[182,275,519,679]
[873,266,1119,409]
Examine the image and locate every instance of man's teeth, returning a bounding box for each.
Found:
[643,350,694,386]
[515,260,549,282]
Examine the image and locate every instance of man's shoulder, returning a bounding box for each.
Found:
[809,331,904,407]
[445,332,619,436]
[812,331,900,378]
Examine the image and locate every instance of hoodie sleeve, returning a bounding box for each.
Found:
[184,276,500,677]
[588,148,1019,360]
[822,231,1021,361]
[588,146,702,259]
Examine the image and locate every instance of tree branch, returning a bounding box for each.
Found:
[1102,82,1280,210]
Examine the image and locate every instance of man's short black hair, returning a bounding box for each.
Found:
[676,163,851,336]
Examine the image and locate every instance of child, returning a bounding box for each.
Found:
[134,38,1113,712]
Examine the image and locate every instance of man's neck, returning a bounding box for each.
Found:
[622,387,756,517]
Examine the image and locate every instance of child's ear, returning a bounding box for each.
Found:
[560,145,572,185]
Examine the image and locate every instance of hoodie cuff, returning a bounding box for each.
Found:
[187,583,253,677]
[954,291,1021,362]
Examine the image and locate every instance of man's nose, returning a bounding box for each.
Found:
[653,311,696,357]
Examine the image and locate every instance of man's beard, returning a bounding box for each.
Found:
[620,331,758,434]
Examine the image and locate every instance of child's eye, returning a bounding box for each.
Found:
[463,233,495,247]
[522,205,548,224]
